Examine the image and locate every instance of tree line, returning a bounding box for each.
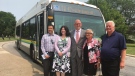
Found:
[0,11,16,37]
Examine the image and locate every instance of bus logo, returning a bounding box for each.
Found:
[53,5,60,11]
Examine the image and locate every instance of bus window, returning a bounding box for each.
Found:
[54,12,105,38]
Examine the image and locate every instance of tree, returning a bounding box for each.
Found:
[87,0,128,37]
[106,0,135,25]
[0,11,16,36]
[127,25,135,35]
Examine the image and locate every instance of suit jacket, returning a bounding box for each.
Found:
[70,29,86,59]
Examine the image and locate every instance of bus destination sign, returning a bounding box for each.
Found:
[52,2,102,16]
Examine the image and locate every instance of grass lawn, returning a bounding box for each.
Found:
[0,37,16,42]
[126,43,135,55]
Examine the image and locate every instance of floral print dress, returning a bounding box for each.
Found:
[52,37,71,73]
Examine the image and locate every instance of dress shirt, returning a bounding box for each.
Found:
[74,29,81,41]
[41,33,58,56]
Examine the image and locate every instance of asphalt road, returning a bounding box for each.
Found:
[0,41,43,76]
[1,41,135,76]
[120,56,135,76]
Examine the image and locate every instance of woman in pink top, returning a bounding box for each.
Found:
[52,26,71,76]
[83,29,100,76]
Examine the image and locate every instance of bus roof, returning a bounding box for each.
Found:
[16,0,98,25]
[49,0,97,8]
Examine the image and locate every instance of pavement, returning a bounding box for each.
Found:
[0,41,43,76]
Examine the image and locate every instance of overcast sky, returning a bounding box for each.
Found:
[0,0,88,21]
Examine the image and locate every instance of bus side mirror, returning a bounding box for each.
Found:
[47,5,53,16]
[48,9,53,16]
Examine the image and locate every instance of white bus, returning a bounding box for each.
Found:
[15,0,106,63]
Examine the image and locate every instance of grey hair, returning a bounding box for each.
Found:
[86,29,94,34]
[106,21,115,26]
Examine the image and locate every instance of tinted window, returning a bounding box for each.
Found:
[30,17,36,40]
[16,25,20,37]
[54,12,105,38]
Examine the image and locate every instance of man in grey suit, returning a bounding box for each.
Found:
[70,19,86,76]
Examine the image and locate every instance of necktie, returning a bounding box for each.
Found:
[76,30,79,43]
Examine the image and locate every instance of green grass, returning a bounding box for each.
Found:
[126,43,135,55]
[0,37,16,42]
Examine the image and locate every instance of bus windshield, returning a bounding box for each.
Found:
[54,12,105,38]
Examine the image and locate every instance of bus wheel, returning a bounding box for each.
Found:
[30,44,36,62]
[17,41,20,50]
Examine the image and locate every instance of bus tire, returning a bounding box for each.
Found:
[17,41,20,50]
[30,44,36,62]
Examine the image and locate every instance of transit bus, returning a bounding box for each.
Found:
[15,0,106,63]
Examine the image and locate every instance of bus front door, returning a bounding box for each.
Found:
[36,13,44,61]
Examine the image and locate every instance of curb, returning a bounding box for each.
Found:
[1,41,12,47]
[0,41,14,49]
[126,54,135,57]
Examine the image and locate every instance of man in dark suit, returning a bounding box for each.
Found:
[70,19,86,76]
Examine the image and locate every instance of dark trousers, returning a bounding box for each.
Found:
[43,52,54,76]
[101,58,120,76]
[71,54,83,76]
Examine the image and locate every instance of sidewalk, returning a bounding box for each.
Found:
[0,41,43,76]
